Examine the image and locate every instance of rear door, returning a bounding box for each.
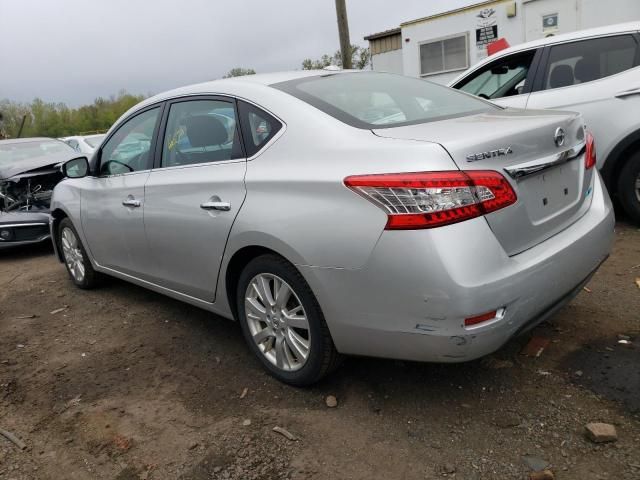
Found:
[452,48,543,109]
[142,97,247,301]
[525,33,640,164]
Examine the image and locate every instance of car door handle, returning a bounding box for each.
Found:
[200,200,231,211]
[122,198,141,208]
[615,87,640,99]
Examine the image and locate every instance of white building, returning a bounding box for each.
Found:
[365,0,640,84]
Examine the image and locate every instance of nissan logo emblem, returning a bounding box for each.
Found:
[554,127,566,147]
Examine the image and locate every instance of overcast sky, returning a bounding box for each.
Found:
[0,0,476,106]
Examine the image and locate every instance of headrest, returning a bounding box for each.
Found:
[574,56,600,83]
[549,64,575,89]
[183,115,228,147]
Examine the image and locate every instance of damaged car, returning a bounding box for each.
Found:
[0,137,77,248]
[51,71,614,385]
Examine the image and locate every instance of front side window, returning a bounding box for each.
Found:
[100,107,160,175]
[543,34,639,90]
[456,50,537,99]
[420,35,468,76]
[161,100,242,167]
[273,72,495,129]
[238,101,282,157]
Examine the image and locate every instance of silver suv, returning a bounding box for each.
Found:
[51,71,614,385]
[450,22,640,223]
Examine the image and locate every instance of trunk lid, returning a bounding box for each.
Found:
[373,108,593,255]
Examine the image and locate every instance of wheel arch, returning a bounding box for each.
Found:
[601,128,640,195]
[224,245,291,322]
[50,208,69,262]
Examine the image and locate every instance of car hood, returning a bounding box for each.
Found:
[0,150,74,180]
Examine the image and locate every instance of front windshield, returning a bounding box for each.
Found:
[0,139,75,165]
[84,135,105,148]
[273,72,496,129]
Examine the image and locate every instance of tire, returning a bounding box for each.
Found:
[236,254,341,386]
[617,151,640,224]
[58,217,100,289]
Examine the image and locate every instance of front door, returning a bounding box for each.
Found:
[81,106,162,277]
[143,97,247,301]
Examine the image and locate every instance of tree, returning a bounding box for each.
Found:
[0,90,145,138]
[223,68,256,78]
[301,45,370,70]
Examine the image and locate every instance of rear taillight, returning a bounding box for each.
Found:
[344,170,517,230]
[585,131,596,170]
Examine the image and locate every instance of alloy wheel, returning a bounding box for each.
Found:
[244,273,311,371]
[61,227,85,283]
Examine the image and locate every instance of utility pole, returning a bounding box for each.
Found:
[16,115,27,138]
[335,0,352,69]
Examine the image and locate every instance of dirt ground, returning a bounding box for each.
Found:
[0,222,639,480]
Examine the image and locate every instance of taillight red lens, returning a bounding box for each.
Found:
[465,310,498,327]
[344,170,517,230]
[585,131,596,170]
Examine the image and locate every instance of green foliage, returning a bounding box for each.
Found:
[0,90,145,139]
[223,67,256,78]
[302,45,371,70]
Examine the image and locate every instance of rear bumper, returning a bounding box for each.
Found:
[0,212,51,249]
[299,172,615,362]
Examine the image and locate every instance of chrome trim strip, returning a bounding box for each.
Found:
[504,141,586,180]
[615,87,640,99]
[0,222,49,228]
[0,235,50,246]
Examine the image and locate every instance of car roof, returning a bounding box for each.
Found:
[487,21,640,58]
[114,69,365,126]
[139,69,362,104]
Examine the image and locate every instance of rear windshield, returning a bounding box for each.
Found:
[272,72,496,129]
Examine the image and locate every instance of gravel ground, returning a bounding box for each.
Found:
[0,221,638,480]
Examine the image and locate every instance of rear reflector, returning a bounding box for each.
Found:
[585,131,596,170]
[464,310,498,327]
[344,170,517,229]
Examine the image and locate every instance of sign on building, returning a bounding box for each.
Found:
[475,8,498,50]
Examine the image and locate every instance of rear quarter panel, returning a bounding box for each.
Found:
[225,114,459,270]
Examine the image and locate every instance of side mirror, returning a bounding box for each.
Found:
[490,65,510,75]
[62,156,90,178]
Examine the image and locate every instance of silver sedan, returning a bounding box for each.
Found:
[50,71,614,385]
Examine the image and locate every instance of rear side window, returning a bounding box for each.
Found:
[161,99,243,167]
[237,101,282,157]
[543,34,639,89]
[273,72,495,129]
